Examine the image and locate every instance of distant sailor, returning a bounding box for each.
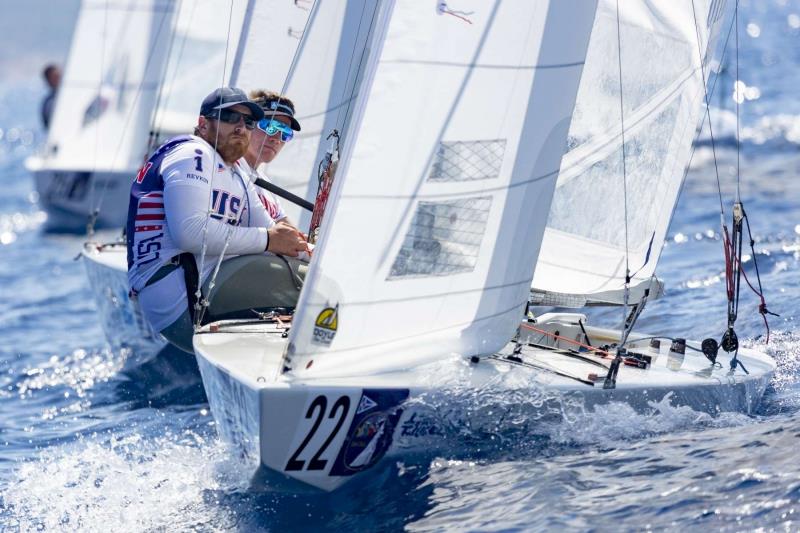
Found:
[126,87,310,353]
[241,89,303,231]
[40,64,61,130]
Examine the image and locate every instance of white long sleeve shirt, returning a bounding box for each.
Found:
[128,135,276,331]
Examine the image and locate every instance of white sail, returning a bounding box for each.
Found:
[233,0,379,227]
[531,0,729,306]
[150,0,249,139]
[283,0,598,378]
[43,0,177,171]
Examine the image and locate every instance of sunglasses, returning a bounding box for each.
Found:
[205,108,256,130]
[256,118,294,142]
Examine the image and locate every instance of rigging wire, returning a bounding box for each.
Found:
[690,0,726,218]
[735,2,741,203]
[196,0,322,327]
[614,0,633,348]
[201,0,382,317]
[87,2,175,235]
[307,2,379,244]
[149,0,197,153]
[249,0,320,173]
[199,0,388,332]
[194,0,237,328]
[690,0,774,361]
[725,2,746,368]
[87,0,109,237]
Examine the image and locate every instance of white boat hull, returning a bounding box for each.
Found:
[81,242,167,368]
[28,158,132,231]
[193,317,775,492]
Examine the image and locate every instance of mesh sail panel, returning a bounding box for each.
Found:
[389,197,492,279]
[428,140,506,182]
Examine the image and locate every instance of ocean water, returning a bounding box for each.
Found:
[2,1,800,531]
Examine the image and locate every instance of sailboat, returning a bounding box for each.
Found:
[189,0,774,493]
[26,0,177,231]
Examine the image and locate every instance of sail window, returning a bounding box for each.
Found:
[388,196,492,279]
[427,139,506,182]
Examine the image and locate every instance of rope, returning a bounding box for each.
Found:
[520,323,612,358]
[736,208,778,342]
[521,323,720,360]
[436,1,474,24]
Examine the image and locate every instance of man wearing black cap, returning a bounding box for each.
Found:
[240,90,303,228]
[127,87,310,353]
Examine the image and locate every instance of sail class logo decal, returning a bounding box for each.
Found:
[356,395,377,415]
[312,304,338,345]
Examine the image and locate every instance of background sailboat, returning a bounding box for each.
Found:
[26,0,178,231]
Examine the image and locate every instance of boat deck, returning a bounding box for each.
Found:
[193,318,775,395]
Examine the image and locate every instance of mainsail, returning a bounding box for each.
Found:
[283,0,598,377]
[232,0,380,227]
[531,0,729,306]
[44,0,177,171]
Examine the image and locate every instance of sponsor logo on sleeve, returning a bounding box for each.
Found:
[186,173,208,183]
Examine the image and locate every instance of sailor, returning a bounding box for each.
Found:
[40,64,61,130]
[240,90,303,230]
[126,87,310,353]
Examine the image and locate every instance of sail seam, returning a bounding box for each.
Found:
[343,169,559,200]
[307,278,532,307]
[379,59,585,70]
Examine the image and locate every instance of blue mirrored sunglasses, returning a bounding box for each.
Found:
[256,118,294,142]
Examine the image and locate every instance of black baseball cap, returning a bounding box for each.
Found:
[253,95,301,131]
[199,87,265,120]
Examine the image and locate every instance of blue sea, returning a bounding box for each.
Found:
[2,1,800,530]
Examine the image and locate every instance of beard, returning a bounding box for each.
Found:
[205,122,250,163]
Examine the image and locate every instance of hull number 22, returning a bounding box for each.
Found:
[285,395,351,472]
